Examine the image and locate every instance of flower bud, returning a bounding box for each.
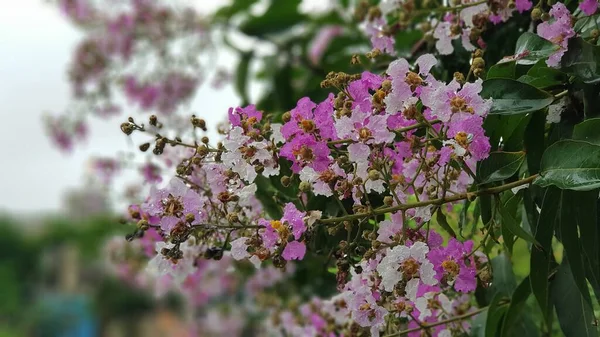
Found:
[541,12,551,21]
[453,72,466,85]
[531,7,542,20]
[120,123,134,135]
[381,80,392,91]
[281,176,291,187]
[472,57,485,69]
[383,196,394,206]
[139,143,150,152]
[282,111,292,123]
[149,115,158,126]
[299,181,312,192]
[368,170,381,181]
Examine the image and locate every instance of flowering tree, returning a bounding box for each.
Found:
[50,0,600,336]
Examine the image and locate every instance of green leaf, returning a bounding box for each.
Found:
[477,151,526,184]
[483,114,531,151]
[518,60,567,89]
[471,309,489,337]
[239,0,305,37]
[514,32,557,65]
[499,194,540,248]
[481,79,554,115]
[234,51,253,105]
[435,208,457,238]
[573,118,600,145]
[551,258,599,337]
[254,176,283,219]
[556,191,592,308]
[530,187,559,326]
[536,140,600,191]
[485,293,509,337]
[561,38,600,84]
[487,61,516,79]
[500,277,532,337]
[523,110,547,175]
[213,0,259,20]
[490,254,517,298]
[574,14,600,40]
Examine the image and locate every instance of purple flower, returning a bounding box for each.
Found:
[428,239,477,292]
[580,0,599,15]
[228,104,262,128]
[365,18,395,55]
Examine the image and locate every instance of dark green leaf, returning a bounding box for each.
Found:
[514,32,557,65]
[573,118,600,145]
[213,0,259,20]
[583,84,600,119]
[559,190,595,305]
[500,277,532,337]
[239,0,305,37]
[499,194,540,248]
[536,140,600,191]
[471,309,488,337]
[487,61,516,79]
[481,79,554,115]
[435,208,457,238]
[561,38,600,84]
[477,151,526,184]
[523,110,547,175]
[530,187,559,326]
[254,175,283,219]
[490,254,517,298]
[485,293,509,337]
[518,60,567,89]
[234,51,253,105]
[551,258,599,337]
[483,114,530,151]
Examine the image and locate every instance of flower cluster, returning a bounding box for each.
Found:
[114,53,495,336]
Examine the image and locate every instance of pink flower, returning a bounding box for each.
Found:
[281,96,336,141]
[365,18,395,55]
[515,0,533,12]
[280,134,331,173]
[309,26,343,65]
[580,0,599,15]
[228,104,262,128]
[282,241,307,260]
[537,3,575,67]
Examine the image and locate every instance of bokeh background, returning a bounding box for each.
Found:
[0,1,320,336]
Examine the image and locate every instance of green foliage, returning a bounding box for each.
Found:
[481,78,555,115]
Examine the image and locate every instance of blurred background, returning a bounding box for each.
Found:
[0,0,358,335]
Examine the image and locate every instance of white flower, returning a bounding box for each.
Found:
[376,242,437,298]
[230,237,250,260]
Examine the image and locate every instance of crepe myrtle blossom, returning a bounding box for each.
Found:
[280,134,332,173]
[421,78,491,123]
[222,126,279,183]
[428,239,477,292]
[376,241,437,300]
[384,54,437,115]
[580,0,599,15]
[537,3,575,67]
[299,163,347,197]
[257,203,322,261]
[365,17,395,55]
[141,178,204,232]
[282,96,336,141]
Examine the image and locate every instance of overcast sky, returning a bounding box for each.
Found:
[0,0,241,214]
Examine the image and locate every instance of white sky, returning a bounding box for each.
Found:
[0,0,325,215]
